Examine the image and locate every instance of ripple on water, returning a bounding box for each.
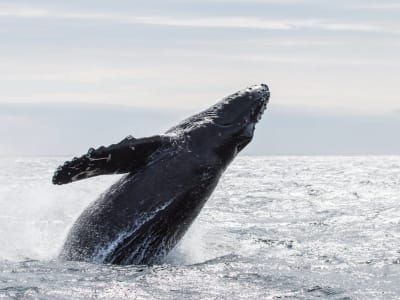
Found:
[0,156,399,299]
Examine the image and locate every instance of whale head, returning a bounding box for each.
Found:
[169,84,270,164]
[210,83,269,153]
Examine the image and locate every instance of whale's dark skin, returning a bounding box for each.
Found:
[53,84,270,265]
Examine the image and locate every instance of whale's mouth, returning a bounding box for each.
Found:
[249,84,269,123]
[234,85,269,153]
[250,97,268,123]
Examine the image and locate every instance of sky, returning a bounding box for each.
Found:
[0,0,399,155]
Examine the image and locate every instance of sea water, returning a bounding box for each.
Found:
[0,156,399,299]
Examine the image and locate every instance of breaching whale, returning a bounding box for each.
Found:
[53,84,270,265]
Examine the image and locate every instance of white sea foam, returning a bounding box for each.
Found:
[92,196,176,263]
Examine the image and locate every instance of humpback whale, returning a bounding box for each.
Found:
[53,84,270,265]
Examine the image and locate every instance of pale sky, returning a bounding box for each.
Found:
[0,0,399,155]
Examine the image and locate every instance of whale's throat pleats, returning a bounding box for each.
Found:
[53,135,169,185]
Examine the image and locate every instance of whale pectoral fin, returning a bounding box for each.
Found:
[52,135,168,185]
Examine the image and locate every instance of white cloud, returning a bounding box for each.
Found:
[0,6,48,17]
[178,0,307,3]
[1,2,399,117]
[0,5,396,34]
[219,54,400,66]
[358,3,400,9]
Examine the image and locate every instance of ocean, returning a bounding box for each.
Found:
[0,156,399,299]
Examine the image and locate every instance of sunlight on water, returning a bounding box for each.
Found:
[0,156,399,299]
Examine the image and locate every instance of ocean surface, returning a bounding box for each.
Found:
[0,156,399,299]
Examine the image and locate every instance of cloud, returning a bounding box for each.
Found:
[0,4,396,34]
[0,6,48,18]
[219,53,400,66]
[120,16,384,33]
[359,3,400,9]
[179,0,307,3]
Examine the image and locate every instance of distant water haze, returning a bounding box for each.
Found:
[0,103,398,156]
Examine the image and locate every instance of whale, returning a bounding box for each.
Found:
[53,84,270,265]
